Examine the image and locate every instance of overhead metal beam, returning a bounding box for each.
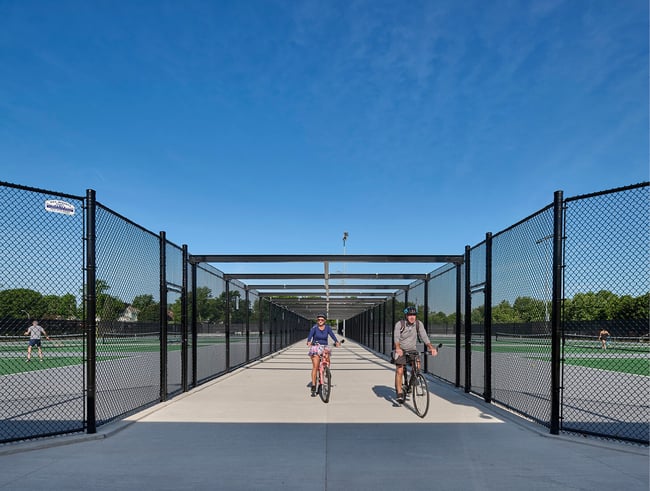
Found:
[272,299,379,305]
[188,253,460,320]
[225,273,427,280]
[259,292,392,297]
[248,284,408,290]
[190,254,463,264]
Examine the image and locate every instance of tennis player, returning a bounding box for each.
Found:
[25,320,51,361]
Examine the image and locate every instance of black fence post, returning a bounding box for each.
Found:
[423,278,430,373]
[455,262,462,388]
[268,303,273,352]
[257,297,264,358]
[85,189,97,434]
[550,190,564,435]
[181,244,188,393]
[391,296,396,351]
[245,289,250,363]
[159,231,167,402]
[484,232,493,403]
[191,262,197,388]
[225,280,231,370]
[464,245,471,393]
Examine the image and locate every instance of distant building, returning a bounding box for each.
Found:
[118,305,139,322]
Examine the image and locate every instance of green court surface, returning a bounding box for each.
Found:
[0,334,254,376]
[562,356,649,376]
[430,339,649,377]
[0,355,123,376]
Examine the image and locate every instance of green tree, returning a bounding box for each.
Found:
[565,292,600,321]
[513,296,544,322]
[200,287,218,321]
[88,279,125,321]
[0,288,43,319]
[97,293,126,321]
[229,291,248,323]
[132,294,160,322]
[429,311,450,325]
[471,305,485,324]
[40,294,78,319]
[635,292,650,319]
[492,300,520,323]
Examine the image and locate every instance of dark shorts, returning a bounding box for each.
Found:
[29,339,42,347]
[392,350,417,366]
[392,354,407,365]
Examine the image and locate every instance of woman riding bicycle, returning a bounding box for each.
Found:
[307,313,341,396]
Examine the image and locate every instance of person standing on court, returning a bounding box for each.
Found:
[306,313,341,396]
[393,306,437,404]
[25,319,50,362]
[598,328,610,350]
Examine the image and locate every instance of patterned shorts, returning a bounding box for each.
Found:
[308,345,330,357]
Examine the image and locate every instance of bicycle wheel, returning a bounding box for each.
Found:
[412,373,429,418]
[319,366,331,403]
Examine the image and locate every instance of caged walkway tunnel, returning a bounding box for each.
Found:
[0,180,648,446]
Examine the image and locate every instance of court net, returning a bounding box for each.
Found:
[0,334,85,351]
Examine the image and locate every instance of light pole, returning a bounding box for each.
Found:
[535,234,553,332]
[342,231,348,335]
[342,231,348,287]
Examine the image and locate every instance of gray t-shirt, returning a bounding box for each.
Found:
[393,319,429,351]
[27,324,46,340]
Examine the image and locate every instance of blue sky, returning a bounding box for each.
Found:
[1,0,648,277]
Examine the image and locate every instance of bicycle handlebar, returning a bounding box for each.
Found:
[310,339,345,346]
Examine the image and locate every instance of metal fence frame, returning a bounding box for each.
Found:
[346,183,649,445]
[0,182,302,445]
[1,180,647,445]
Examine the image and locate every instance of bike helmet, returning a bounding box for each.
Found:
[404,306,417,315]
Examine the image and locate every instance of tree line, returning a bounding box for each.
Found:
[0,284,647,326]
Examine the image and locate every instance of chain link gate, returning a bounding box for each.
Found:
[0,183,85,442]
[561,184,649,443]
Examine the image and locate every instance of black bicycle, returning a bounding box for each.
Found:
[401,344,442,418]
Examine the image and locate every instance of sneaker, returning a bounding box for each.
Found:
[311,387,317,397]
[396,394,405,404]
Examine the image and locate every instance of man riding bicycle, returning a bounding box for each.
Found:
[307,313,341,397]
[393,306,437,404]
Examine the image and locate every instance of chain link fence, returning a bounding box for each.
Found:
[94,204,162,424]
[0,184,85,442]
[489,206,555,426]
[0,181,302,445]
[427,263,459,385]
[2,180,647,445]
[346,182,648,445]
[561,185,649,442]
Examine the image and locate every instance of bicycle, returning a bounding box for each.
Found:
[400,344,442,418]
[311,340,344,403]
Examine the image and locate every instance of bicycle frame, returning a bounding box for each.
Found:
[399,350,430,417]
[318,348,330,378]
[314,344,332,403]
[403,351,421,387]
[310,340,343,403]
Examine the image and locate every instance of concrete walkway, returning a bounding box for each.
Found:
[0,340,647,490]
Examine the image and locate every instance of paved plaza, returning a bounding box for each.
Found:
[0,340,647,491]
